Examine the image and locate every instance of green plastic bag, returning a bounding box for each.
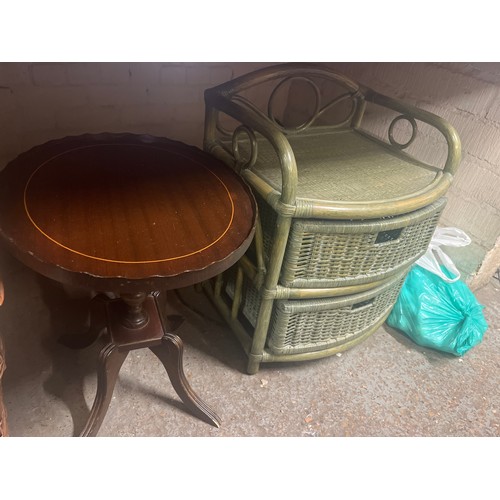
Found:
[386,264,488,356]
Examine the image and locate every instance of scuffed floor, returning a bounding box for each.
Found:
[1,246,499,437]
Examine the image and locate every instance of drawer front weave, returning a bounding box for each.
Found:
[267,273,406,355]
[280,198,445,288]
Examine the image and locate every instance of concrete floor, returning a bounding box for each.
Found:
[1,245,499,438]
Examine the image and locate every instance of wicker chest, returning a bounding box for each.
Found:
[202,63,461,373]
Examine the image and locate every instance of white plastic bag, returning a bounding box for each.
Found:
[415,227,471,283]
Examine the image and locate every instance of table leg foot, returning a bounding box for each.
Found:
[59,294,109,349]
[80,343,128,437]
[150,333,221,428]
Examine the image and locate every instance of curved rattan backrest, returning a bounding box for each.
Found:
[207,63,365,134]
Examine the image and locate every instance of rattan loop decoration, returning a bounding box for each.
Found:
[268,76,321,132]
[318,92,357,127]
[232,125,258,171]
[388,115,418,149]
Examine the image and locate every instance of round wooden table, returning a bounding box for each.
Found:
[0,133,256,436]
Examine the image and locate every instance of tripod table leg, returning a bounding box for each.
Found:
[150,333,221,428]
[80,343,128,437]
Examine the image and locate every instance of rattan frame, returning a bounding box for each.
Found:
[202,63,462,374]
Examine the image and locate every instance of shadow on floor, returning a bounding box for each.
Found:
[167,286,249,373]
[36,275,104,436]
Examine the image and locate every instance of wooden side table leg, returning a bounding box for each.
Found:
[80,343,128,437]
[149,333,221,428]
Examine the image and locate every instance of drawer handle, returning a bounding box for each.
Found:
[375,228,403,244]
[351,298,374,310]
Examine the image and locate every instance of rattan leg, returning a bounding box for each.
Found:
[247,297,275,374]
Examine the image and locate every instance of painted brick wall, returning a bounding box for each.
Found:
[0,62,270,170]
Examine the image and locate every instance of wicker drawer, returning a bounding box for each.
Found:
[225,269,406,356]
[267,272,406,355]
[278,198,445,288]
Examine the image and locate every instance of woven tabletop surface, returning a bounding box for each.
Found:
[248,130,439,203]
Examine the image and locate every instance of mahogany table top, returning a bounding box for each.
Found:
[0,133,256,293]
